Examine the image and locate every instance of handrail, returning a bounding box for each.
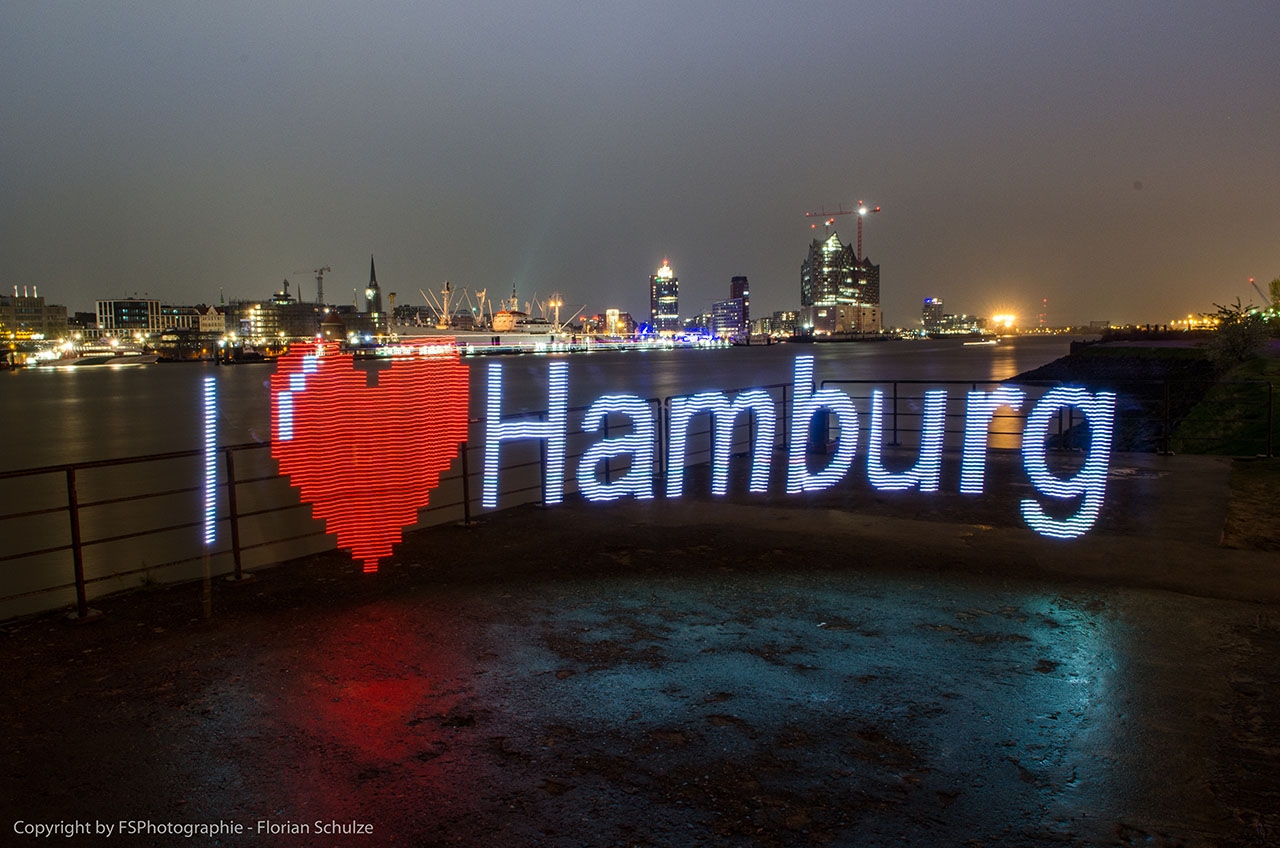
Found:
[0,375,1272,621]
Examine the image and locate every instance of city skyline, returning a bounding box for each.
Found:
[2,3,1277,327]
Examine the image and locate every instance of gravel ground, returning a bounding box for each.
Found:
[2,453,1278,847]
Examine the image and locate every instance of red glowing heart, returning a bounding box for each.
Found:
[270,341,469,572]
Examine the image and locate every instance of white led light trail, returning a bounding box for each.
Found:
[866,389,947,492]
[786,356,859,494]
[483,361,567,508]
[275,354,318,442]
[577,395,655,502]
[1020,387,1117,539]
[666,390,776,498]
[202,376,216,546]
[959,386,1026,494]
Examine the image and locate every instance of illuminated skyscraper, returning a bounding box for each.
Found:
[649,259,679,334]
[800,231,878,308]
[730,275,749,326]
[923,297,944,330]
[799,231,880,333]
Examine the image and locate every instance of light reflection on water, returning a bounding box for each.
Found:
[0,336,1075,471]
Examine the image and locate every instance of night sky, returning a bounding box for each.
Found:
[3,1,1277,327]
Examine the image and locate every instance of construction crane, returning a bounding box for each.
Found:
[1249,278,1274,308]
[855,201,881,261]
[803,201,881,259]
[293,266,331,305]
[804,204,854,235]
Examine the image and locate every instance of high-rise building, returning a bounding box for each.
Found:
[649,259,679,334]
[801,232,880,308]
[923,298,944,330]
[799,231,881,333]
[711,298,745,338]
[730,275,750,327]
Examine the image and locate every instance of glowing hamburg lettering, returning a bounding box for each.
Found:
[1020,387,1117,539]
[786,356,860,494]
[866,388,948,492]
[577,395,655,502]
[482,361,567,508]
[666,390,775,498]
[479,357,1118,540]
[960,387,1027,494]
[239,351,1120,575]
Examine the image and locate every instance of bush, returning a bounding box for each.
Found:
[1204,299,1270,368]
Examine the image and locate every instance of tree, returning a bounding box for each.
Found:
[1204,298,1269,368]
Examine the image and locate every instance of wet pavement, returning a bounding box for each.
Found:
[2,452,1279,846]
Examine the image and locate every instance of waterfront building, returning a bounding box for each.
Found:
[682,311,712,333]
[772,310,798,336]
[196,305,226,334]
[928,312,986,335]
[96,297,163,337]
[331,304,376,338]
[155,328,221,361]
[97,297,229,340]
[799,232,881,332]
[799,303,881,335]
[320,310,346,341]
[161,304,201,330]
[707,275,750,338]
[649,260,680,334]
[68,311,97,336]
[730,276,750,327]
[923,297,944,331]
[711,298,745,338]
[582,312,633,335]
[229,281,323,345]
[1,290,68,339]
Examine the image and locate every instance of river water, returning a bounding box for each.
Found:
[0,336,1080,618]
[0,337,1074,470]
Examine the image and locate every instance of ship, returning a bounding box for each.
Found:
[31,342,160,368]
[391,283,588,354]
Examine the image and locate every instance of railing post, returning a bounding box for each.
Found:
[890,382,900,446]
[458,440,472,525]
[1161,380,1172,455]
[603,415,612,485]
[223,447,245,581]
[539,412,548,505]
[780,384,788,449]
[64,467,95,621]
[659,398,669,482]
[1267,382,1274,458]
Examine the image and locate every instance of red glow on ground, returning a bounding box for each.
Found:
[271,341,469,572]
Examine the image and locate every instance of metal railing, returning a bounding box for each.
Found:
[1,375,1272,621]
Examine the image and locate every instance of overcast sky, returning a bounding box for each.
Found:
[2,1,1277,326]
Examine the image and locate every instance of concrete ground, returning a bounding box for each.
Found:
[2,452,1278,846]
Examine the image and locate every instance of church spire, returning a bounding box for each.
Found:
[369,254,377,285]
